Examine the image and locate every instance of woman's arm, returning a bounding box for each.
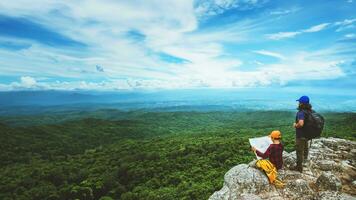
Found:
[255,146,271,159]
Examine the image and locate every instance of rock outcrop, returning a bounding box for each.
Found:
[209,137,356,200]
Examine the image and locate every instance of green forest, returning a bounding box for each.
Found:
[0,110,355,200]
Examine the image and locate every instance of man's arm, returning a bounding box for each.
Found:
[294,111,305,128]
[294,119,304,128]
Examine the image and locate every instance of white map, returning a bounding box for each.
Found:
[249,136,273,159]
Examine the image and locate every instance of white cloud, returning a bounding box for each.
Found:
[0,0,267,88]
[20,76,37,87]
[345,33,356,38]
[267,23,329,40]
[0,1,353,91]
[253,50,285,60]
[0,1,199,80]
[334,18,356,26]
[335,18,356,32]
[194,0,263,17]
[270,10,290,15]
[260,53,345,81]
[270,7,300,15]
[303,23,330,33]
[252,60,263,65]
[267,31,300,40]
[0,49,347,91]
[267,19,355,40]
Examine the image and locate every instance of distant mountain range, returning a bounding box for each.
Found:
[0,89,355,116]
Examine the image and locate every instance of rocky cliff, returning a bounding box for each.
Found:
[209,137,356,200]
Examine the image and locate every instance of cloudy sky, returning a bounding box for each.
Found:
[0,0,355,91]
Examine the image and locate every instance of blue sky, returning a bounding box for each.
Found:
[0,0,355,91]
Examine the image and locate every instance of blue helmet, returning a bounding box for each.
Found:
[296,96,310,104]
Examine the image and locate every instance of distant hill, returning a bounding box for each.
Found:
[0,89,355,116]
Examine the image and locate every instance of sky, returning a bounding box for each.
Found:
[0,0,355,91]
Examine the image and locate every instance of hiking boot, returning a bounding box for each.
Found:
[290,166,303,173]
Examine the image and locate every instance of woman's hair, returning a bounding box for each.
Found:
[298,103,312,111]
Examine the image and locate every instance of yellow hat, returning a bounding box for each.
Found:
[270,130,281,139]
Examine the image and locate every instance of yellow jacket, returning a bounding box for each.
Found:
[256,159,284,188]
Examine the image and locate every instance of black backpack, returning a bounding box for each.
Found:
[302,110,325,140]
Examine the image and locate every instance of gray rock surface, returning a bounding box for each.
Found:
[209,137,356,200]
[315,160,339,171]
[316,172,342,191]
[209,164,271,200]
[318,191,356,200]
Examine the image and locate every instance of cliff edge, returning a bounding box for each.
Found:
[209,137,356,200]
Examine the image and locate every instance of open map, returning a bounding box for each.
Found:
[249,136,273,159]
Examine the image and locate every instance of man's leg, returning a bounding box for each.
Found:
[296,138,305,172]
[304,139,309,161]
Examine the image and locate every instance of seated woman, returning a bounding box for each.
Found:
[251,130,284,170]
[251,131,284,187]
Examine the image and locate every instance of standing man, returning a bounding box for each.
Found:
[293,95,312,173]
